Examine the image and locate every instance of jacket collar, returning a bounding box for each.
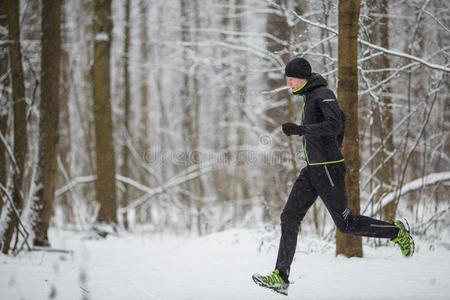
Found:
[293,73,328,96]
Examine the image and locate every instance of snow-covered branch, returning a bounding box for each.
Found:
[283,4,450,72]
[372,172,450,215]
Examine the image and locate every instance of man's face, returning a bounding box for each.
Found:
[285,76,307,90]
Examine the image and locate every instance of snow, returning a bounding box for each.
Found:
[1,228,450,300]
[95,32,109,42]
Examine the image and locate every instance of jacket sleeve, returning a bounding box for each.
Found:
[301,97,343,136]
[337,110,346,148]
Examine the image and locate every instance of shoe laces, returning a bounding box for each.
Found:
[264,269,284,285]
[395,229,411,249]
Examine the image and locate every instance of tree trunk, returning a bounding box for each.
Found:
[378,0,395,222]
[265,0,290,131]
[233,0,251,225]
[264,0,292,222]
[192,0,205,236]
[58,0,74,225]
[212,0,231,206]
[32,0,62,246]
[120,0,131,230]
[92,0,117,224]
[0,3,9,216]
[336,0,363,257]
[1,0,28,254]
[179,0,193,232]
[157,7,168,180]
[138,0,151,224]
[366,0,395,222]
[139,0,150,151]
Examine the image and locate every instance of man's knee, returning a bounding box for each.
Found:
[280,210,301,229]
[334,208,353,233]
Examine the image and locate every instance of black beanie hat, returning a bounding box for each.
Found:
[284,57,311,80]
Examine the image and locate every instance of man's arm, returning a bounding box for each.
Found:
[301,97,343,136]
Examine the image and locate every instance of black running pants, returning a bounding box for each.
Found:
[275,162,399,281]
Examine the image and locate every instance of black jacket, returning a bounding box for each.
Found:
[295,73,346,165]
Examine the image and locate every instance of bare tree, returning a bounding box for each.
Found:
[232,0,251,225]
[32,0,62,246]
[364,0,395,222]
[179,0,206,234]
[265,0,290,131]
[0,3,9,216]
[212,0,232,208]
[92,0,117,224]
[1,0,28,254]
[138,0,151,224]
[58,0,75,224]
[263,0,292,222]
[120,0,131,230]
[336,0,363,257]
[191,0,205,235]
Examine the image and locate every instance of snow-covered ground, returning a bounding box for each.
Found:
[1,227,450,300]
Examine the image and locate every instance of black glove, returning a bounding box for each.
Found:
[282,122,304,136]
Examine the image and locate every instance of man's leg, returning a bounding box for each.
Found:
[275,166,318,282]
[310,163,399,239]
